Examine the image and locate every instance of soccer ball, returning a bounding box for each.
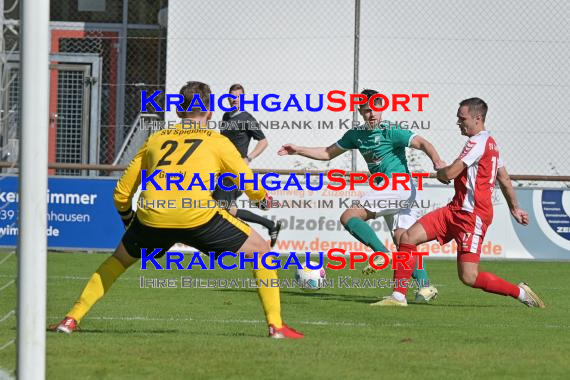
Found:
[295,261,326,291]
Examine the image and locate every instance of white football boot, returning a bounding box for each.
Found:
[414,285,439,304]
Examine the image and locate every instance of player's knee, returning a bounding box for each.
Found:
[243,244,270,259]
[393,229,404,247]
[241,232,271,258]
[399,230,411,245]
[340,208,365,225]
[459,270,477,286]
[114,242,138,268]
[339,211,351,225]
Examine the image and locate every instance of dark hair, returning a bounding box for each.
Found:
[229,83,245,93]
[360,88,382,108]
[179,81,211,117]
[459,97,488,121]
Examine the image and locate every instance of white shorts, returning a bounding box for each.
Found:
[358,179,422,231]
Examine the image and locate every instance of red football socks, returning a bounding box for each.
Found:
[473,272,520,298]
[393,243,418,296]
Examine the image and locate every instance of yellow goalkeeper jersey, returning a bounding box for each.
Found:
[113,122,266,228]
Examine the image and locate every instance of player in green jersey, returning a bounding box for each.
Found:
[278,89,446,304]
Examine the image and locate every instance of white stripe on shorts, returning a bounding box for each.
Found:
[469,215,483,253]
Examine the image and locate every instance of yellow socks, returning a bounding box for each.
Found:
[252,256,283,328]
[67,256,126,323]
[67,254,282,328]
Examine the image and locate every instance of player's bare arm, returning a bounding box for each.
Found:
[496,166,529,225]
[409,135,446,170]
[436,159,465,182]
[277,143,345,161]
[246,138,268,163]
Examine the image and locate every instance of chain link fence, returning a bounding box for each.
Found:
[0,0,569,180]
[165,0,356,173]
[0,0,167,176]
[164,0,570,183]
[359,0,570,182]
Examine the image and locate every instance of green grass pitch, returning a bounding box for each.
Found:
[1,251,569,379]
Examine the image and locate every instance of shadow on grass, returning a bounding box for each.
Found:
[217,288,517,308]
[186,330,262,338]
[47,327,181,334]
[46,324,263,337]
[77,328,263,338]
[420,303,520,308]
[217,288,379,304]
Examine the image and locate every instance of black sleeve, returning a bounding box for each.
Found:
[245,113,266,141]
[222,112,230,122]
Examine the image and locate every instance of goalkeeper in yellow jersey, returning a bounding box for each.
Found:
[53,81,303,339]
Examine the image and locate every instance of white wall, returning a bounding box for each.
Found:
[166,0,570,175]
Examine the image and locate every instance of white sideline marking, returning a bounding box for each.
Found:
[0,340,15,351]
[0,310,15,324]
[48,315,570,330]
[0,252,15,266]
[7,275,570,292]
[0,280,14,292]
[48,315,370,327]
[41,275,91,281]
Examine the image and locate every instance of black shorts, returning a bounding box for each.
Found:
[212,176,242,204]
[122,210,250,259]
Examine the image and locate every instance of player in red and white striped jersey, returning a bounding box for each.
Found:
[372,97,545,308]
[449,128,501,227]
